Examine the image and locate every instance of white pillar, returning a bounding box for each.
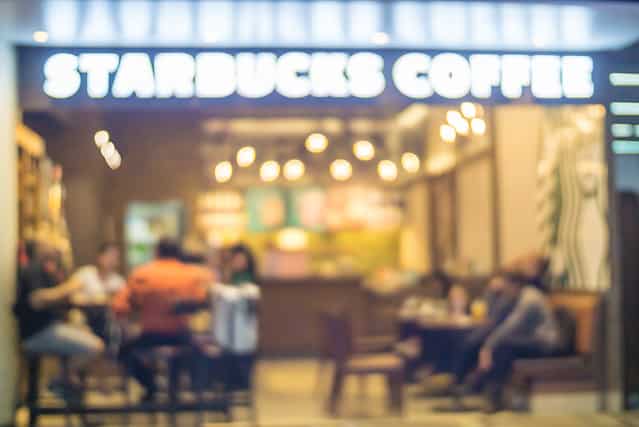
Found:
[0,2,19,424]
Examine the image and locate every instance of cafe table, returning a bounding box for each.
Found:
[399,315,485,374]
[67,298,123,351]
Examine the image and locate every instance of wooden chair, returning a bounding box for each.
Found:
[321,310,405,416]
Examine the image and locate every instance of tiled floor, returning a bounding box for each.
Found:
[17,358,638,426]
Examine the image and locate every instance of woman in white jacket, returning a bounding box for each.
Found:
[211,244,260,390]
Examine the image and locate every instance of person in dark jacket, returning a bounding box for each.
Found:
[451,274,518,393]
[452,272,559,412]
[14,245,104,395]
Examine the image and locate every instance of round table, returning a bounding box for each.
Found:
[400,316,484,374]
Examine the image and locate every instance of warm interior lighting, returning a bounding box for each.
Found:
[588,104,606,118]
[440,124,456,143]
[353,140,375,161]
[452,119,470,135]
[100,142,116,159]
[32,31,49,43]
[305,133,328,153]
[214,161,233,183]
[275,227,309,251]
[260,160,280,182]
[446,110,463,125]
[106,151,122,170]
[378,160,398,182]
[94,130,110,147]
[330,159,352,181]
[447,110,470,135]
[283,159,305,181]
[460,102,477,119]
[471,118,487,136]
[401,152,420,173]
[236,146,256,167]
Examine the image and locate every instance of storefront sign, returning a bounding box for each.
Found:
[41,51,595,101]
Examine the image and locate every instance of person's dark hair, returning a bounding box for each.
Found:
[501,266,550,293]
[24,240,37,261]
[181,252,206,265]
[98,242,119,256]
[501,271,530,287]
[432,269,453,296]
[230,244,257,281]
[529,256,550,293]
[156,238,182,260]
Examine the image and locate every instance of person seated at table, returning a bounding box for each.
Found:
[447,284,470,321]
[451,274,520,399]
[69,243,125,303]
[505,252,550,292]
[112,238,211,403]
[453,272,559,412]
[64,243,125,339]
[14,244,104,396]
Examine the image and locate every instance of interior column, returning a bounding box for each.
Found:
[0,3,19,424]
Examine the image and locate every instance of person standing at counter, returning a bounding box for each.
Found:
[228,244,257,286]
[112,239,210,402]
[211,244,260,390]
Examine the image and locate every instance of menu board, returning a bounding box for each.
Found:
[287,187,326,231]
[246,187,286,231]
[198,185,403,237]
[325,185,403,230]
[196,191,246,245]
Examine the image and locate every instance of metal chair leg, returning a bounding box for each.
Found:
[27,357,41,427]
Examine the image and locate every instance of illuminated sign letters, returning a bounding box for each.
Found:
[43,51,595,100]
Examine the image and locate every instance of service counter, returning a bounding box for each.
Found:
[258,276,367,357]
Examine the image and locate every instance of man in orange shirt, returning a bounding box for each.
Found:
[112,239,210,402]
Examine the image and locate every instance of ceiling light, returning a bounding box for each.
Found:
[106,151,122,170]
[260,160,280,182]
[471,118,487,136]
[283,159,305,181]
[100,142,116,159]
[330,159,352,181]
[446,110,463,125]
[214,161,233,183]
[447,110,469,134]
[401,152,420,173]
[378,160,398,182]
[461,102,477,119]
[32,31,49,43]
[94,130,110,147]
[452,118,470,135]
[371,31,390,45]
[353,140,375,161]
[305,133,328,153]
[440,124,456,143]
[236,146,256,167]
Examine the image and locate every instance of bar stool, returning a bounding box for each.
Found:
[24,353,77,427]
[142,344,194,426]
